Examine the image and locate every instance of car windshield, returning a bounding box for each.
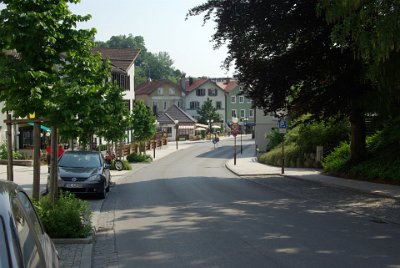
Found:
[59,152,101,168]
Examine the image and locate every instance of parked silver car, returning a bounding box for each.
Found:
[0,180,59,267]
[56,151,111,199]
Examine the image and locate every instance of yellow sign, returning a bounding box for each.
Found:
[28,112,35,119]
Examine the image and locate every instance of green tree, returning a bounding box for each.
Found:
[318,0,400,116]
[188,1,375,161]
[0,0,128,200]
[130,100,156,152]
[197,98,221,126]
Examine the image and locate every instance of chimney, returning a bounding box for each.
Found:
[180,73,186,91]
[189,77,194,86]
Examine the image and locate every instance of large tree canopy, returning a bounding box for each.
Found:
[318,0,400,114]
[0,0,130,142]
[188,0,377,161]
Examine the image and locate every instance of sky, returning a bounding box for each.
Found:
[68,0,234,78]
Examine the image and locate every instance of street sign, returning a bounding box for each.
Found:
[279,120,287,129]
[231,123,239,137]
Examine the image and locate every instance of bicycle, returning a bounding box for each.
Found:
[105,153,123,171]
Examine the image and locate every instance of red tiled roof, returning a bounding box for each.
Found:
[92,48,141,71]
[217,80,239,92]
[185,79,208,92]
[135,79,181,95]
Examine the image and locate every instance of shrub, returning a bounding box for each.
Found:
[126,152,152,163]
[258,143,303,167]
[34,192,92,238]
[0,143,24,160]
[321,142,350,172]
[349,157,400,181]
[265,129,283,150]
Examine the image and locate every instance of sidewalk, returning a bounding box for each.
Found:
[225,142,400,200]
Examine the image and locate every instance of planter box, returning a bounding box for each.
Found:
[0,160,33,166]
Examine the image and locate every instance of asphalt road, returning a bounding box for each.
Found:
[94,139,400,268]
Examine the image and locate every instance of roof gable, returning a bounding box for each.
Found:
[217,80,239,93]
[185,79,224,93]
[92,48,140,72]
[157,105,196,124]
[135,79,181,96]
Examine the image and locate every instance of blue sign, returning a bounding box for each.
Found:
[279,120,287,129]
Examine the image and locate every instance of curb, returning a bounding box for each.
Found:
[225,161,400,201]
[52,234,94,244]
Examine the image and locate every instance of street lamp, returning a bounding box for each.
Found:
[153,120,159,159]
[207,119,214,139]
[174,119,179,150]
[231,117,239,165]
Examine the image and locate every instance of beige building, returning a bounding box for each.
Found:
[135,79,184,115]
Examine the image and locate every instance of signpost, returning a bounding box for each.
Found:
[231,121,240,165]
[278,118,287,174]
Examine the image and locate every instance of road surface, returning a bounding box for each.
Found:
[93,138,400,268]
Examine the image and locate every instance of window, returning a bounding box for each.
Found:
[153,101,158,114]
[231,109,237,118]
[158,88,164,95]
[216,101,222,110]
[231,96,236,103]
[0,218,10,268]
[247,98,252,103]
[249,109,254,118]
[190,101,200,110]
[239,96,244,103]
[163,101,167,110]
[112,73,130,91]
[240,109,245,118]
[169,88,175,95]
[196,88,205,96]
[12,196,41,267]
[208,88,218,96]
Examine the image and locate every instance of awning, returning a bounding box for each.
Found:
[211,125,221,129]
[179,125,195,130]
[195,127,206,131]
[195,123,208,128]
[28,123,51,132]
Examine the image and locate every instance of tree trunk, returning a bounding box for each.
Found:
[349,106,367,162]
[49,127,59,204]
[32,122,41,200]
[6,113,13,182]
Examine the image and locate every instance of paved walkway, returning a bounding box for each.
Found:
[225,142,400,200]
[1,136,400,267]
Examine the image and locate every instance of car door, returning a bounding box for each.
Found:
[15,191,59,268]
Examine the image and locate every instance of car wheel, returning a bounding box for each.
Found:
[115,160,123,171]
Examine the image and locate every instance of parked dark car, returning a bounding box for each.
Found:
[56,151,111,199]
[0,180,59,268]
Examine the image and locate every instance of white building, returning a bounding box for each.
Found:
[183,79,227,125]
[92,48,141,112]
[254,108,278,153]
